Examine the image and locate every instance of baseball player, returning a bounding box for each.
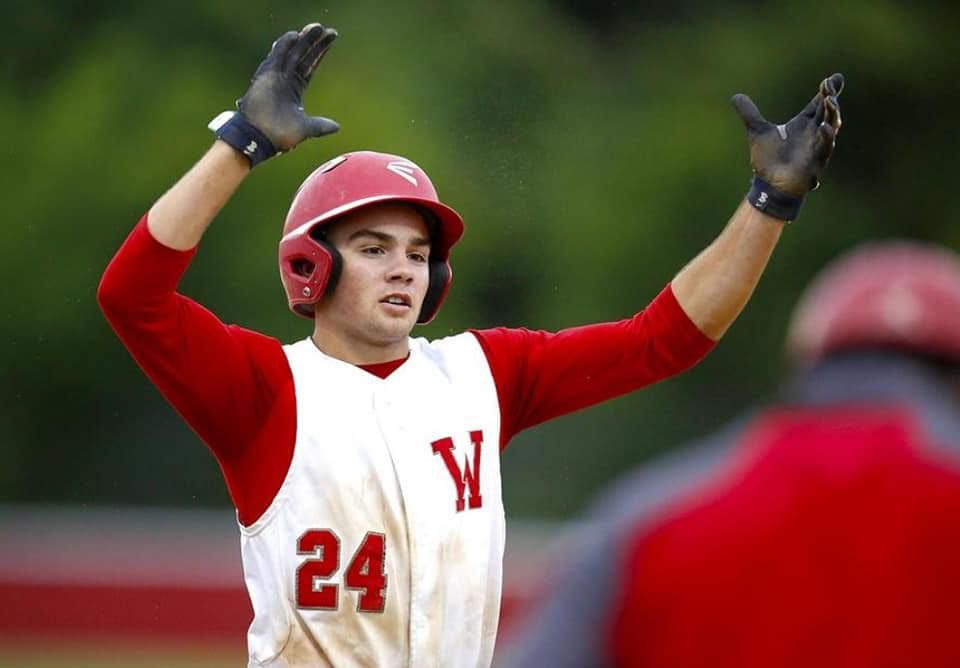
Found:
[97,22,843,668]
[499,241,960,667]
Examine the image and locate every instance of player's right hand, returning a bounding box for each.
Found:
[731,73,844,197]
[237,23,341,152]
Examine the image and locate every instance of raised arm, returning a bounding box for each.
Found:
[473,75,844,448]
[98,24,342,517]
[673,74,844,339]
[150,23,340,250]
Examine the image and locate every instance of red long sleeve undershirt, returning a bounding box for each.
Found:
[98,215,714,525]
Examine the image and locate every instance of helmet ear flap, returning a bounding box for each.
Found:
[323,243,343,297]
[412,205,453,324]
[419,259,451,324]
[309,228,343,297]
[280,228,343,319]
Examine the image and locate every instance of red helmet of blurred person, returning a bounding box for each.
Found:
[278,151,465,323]
[786,241,960,367]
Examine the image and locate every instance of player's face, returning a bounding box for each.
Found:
[314,203,431,361]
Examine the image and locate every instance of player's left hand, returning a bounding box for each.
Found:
[731,73,844,196]
[238,23,341,151]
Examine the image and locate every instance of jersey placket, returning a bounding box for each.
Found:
[371,361,443,666]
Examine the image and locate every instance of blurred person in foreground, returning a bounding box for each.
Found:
[499,240,960,668]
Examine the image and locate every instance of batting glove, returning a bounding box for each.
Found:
[732,73,844,221]
[209,23,341,167]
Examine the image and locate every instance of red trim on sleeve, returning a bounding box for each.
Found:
[471,284,715,450]
[98,214,296,526]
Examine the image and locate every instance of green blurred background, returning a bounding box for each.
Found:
[3,0,958,521]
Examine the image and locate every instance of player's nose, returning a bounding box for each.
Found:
[386,255,415,283]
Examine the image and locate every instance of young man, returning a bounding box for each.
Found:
[98,22,843,668]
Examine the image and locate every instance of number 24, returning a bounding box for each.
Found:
[296,529,387,613]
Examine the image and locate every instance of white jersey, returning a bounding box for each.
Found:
[240,333,505,667]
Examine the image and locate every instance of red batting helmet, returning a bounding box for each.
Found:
[278,150,465,323]
[786,241,960,367]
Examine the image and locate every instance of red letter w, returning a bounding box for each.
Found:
[431,430,484,512]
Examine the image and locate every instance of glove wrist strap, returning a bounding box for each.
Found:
[207,111,278,167]
[746,175,805,222]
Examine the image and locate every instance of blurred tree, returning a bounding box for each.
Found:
[2,0,957,517]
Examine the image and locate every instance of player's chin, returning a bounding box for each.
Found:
[373,309,417,337]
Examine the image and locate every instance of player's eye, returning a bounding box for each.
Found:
[408,252,428,263]
[361,246,386,256]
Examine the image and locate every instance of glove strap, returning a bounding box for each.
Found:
[208,111,278,167]
[746,176,805,222]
